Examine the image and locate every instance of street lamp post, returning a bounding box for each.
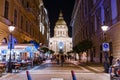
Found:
[101,23,109,73]
[7,25,15,73]
[101,24,109,61]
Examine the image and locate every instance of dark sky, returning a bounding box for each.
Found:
[43,0,75,37]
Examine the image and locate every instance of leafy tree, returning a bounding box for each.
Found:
[80,39,93,52]
[74,39,93,52]
[72,39,93,61]
[49,49,55,54]
[41,47,49,53]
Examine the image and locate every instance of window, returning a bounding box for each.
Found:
[14,9,17,25]
[20,0,24,5]
[4,0,9,19]
[26,1,29,8]
[26,21,28,32]
[21,16,23,29]
[96,7,101,30]
[103,0,111,25]
[117,0,120,17]
[104,7,111,24]
[29,24,31,34]
[42,26,44,35]
[30,24,32,35]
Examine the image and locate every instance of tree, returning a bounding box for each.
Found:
[81,39,93,51]
[49,50,55,54]
[41,47,49,53]
[72,39,93,61]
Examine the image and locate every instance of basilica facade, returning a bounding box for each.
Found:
[49,12,72,54]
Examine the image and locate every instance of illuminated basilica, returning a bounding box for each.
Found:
[49,12,72,54]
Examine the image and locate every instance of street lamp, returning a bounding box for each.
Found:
[101,24,109,61]
[7,25,15,73]
[101,25,109,32]
[101,23,109,73]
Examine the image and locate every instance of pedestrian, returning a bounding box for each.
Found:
[109,54,113,65]
[103,60,109,73]
[61,54,64,66]
[112,58,120,77]
[104,52,108,61]
[56,54,60,65]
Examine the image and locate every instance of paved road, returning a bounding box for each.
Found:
[0,60,110,80]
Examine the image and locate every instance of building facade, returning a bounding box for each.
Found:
[0,0,49,44]
[49,12,72,54]
[71,0,120,63]
[0,0,50,61]
[39,0,50,46]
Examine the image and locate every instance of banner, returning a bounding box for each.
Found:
[8,34,14,49]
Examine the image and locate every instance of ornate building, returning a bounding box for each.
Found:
[0,0,49,45]
[71,0,120,62]
[0,0,50,61]
[49,12,72,54]
[39,0,50,46]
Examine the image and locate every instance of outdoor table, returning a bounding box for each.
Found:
[0,64,6,73]
[20,62,28,69]
[13,63,21,72]
[0,64,5,69]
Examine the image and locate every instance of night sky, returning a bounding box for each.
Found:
[43,0,75,37]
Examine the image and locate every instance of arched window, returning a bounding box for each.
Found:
[42,25,44,35]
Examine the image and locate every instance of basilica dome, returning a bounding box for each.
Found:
[56,12,66,25]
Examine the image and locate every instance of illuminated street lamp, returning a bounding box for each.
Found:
[101,25,109,32]
[101,23,109,73]
[7,25,15,73]
[101,24,109,60]
[101,24,109,41]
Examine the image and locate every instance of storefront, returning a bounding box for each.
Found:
[0,44,39,62]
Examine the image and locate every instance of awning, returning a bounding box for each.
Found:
[0,44,38,52]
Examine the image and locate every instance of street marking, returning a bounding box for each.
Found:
[77,66,90,72]
[51,78,63,80]
[87,66,103,72]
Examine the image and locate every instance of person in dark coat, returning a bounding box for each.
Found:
[109,55,113,65]
[61,54,64,66]
[103,60,109,73]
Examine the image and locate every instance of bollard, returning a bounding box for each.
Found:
[71,70,76,80]
[26,70,32,80]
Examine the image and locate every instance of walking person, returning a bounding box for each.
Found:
[103,60,109,73]
[112,58,120,77]
[61,54,64,66]
[109,54,113,66]
[56,54,60,65]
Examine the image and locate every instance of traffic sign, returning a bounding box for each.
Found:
[102,42,109,51]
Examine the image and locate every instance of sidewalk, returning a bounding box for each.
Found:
[69,60,105,73]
